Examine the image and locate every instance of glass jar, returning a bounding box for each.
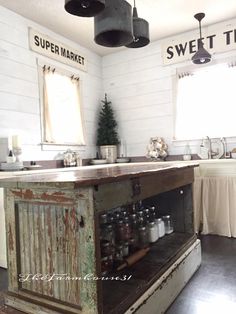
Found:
[143,208,150,216]
[137,210,144,218]
[116,220,125,242]
[101,255,113,276]
[114,211,121,220]
[130,213,137,220]
[114,244,124,268]
[101,256,109,276]
[101,240,113,257]
[100,213,108,225]
[123,222,132,241]
[145,214,151,223]
[149,206,156,215]
[121,209,128,218]
[138,226,149,248]
[162,215,174,234]
[122,242,129,257]
[155,218,165,238]
[147,221,159,243]
[107,213,115,224]
[138,217,145,227]
[128,237,137,253]
[123,216,130,224]
[101,224,115,244]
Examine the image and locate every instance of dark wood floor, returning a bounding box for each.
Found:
[166,235,236,313]
[0,235,236,314]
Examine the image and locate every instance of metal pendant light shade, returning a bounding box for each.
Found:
[192,41,211,64]
[192,13,211,64]
[126,2,150,48]
[65,0,105,17]
[94,0,133,47]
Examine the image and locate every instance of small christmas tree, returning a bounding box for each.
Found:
[96,94,119,146]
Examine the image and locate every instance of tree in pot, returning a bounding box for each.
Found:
[96,94,119,163]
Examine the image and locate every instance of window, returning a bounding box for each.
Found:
[41,66,85,145]
[175,63,236,140]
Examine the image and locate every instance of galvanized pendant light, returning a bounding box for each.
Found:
[65,0,105,17]
[94,0,133,47]
[126,0,150,48]
[192,13,211,64]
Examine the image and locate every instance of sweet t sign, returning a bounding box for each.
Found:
[162,19,236,65]
[29,28,87,72]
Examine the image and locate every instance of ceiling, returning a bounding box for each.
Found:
[1,0,236,56]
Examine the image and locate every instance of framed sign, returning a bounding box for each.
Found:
[162,18,236,66]
[29,28,87,72]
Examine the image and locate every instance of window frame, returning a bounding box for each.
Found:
[173,59,236,142]
[37,59,86,150]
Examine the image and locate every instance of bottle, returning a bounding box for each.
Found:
[138,226,149,248]
[155,218,165,238]
[162,215,174,234]
[183,143,191,161]
[6,150,15,163]
[147,221,159,243]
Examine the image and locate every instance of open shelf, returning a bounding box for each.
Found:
[102,232,196,314]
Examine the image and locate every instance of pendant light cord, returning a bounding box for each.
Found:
[199,20,202,39]
[134,0,136,7]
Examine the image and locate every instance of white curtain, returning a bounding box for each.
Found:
[194,176,236,238]
[175,64,236,140]
[43,69,85,144]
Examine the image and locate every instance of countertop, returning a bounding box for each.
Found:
[0,162,198,189]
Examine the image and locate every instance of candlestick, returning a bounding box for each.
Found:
[12,135,22,149]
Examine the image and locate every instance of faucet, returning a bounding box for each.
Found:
[205,136,212,159]
[203,136,219,159]
[221,137,230,158]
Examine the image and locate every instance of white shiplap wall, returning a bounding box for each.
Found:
[102,41,177,157]
[102,23,236,157]
[0,6,103,161]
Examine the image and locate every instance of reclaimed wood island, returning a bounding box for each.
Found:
[0,162,201,314]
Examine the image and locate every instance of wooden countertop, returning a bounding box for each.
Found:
[0,162,198,189]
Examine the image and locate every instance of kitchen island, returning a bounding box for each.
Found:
[0,162,201,314]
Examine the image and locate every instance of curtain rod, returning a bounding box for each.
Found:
[43,65,80,80]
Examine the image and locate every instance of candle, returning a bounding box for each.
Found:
[12,135,22,149]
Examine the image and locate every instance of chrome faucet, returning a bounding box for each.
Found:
[203,136,217,159]
[203,136,212,159]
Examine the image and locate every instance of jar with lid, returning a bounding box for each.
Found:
[101,255,113,276]
[130,213,137,222]
[101,224,115,244]
[114,244,124,268]
[123,216,130,224]
[100,213,108,225]
[107,213,115,225]
[147,221,159,243]
[143,208,150,216]
[137,210,144,218]
[138,216,145,227]
[122,242,129,257]
[120,209,128,218]
[155,218,165,238]
[145,214,151,223]
[128,237,137,253]
[138,226,149,248]
[130,218,139,242]
[149,206,156,215]
[149,206,157,220]
[114,211,121,221]
[100,240,113,257]
[123,222,132,241]
[162,215,174,234]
